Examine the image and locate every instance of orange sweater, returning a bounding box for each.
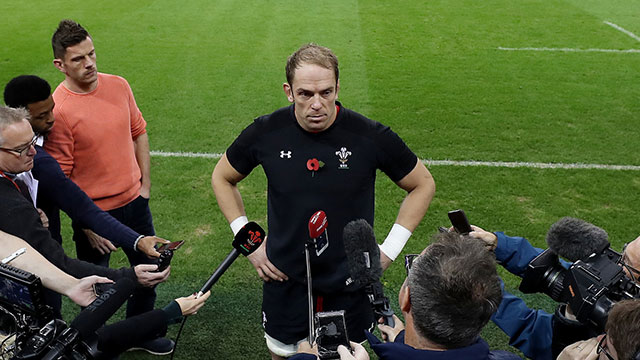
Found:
[45,73,147,210]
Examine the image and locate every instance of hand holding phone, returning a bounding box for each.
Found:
[156,240,185,253]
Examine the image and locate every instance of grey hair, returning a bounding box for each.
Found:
[408,232,502,348]
[0,106,29,146]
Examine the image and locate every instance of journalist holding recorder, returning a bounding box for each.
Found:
[292,231,522,360]
[0,106,169,316]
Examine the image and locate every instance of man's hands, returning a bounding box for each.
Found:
[296,341,369,360]
[380,252,392,271]
[337,342,369,360]
[247,236,288,282]
[175,291,211,316]
[66,275,113,307]
[378,314,404,343]
[83,229,118,255]
[137,236,169,258]
[456,225,497,251]
[37,208,49,228]
[557,337,599,360]
[134,264,170,287]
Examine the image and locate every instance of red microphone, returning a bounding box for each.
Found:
[308,210,329,255]
[198,222,265,296]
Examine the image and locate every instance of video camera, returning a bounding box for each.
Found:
[0,262,53,359]
[519,246,640,331]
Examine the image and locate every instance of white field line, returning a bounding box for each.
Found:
[497,47,640,53]
[604,21,640,43]
[150,151,640,171]
[498,20,640,53]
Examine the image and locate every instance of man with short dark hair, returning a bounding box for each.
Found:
[369,232,521,359]
[212,43,435,358]
[47,19,170,354]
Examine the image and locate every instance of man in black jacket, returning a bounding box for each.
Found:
[0,106,169,315]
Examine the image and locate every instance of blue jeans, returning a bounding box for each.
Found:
[73,195,156,318]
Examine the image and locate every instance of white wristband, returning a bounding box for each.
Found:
[230,216,249,236]
[133,235,145,252]
[379,224,412,261]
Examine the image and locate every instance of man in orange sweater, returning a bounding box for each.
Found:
[46,19,173,355]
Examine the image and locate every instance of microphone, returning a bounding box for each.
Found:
[308,210,329,255]
[342,219,394,327]
[198,221,265,296]
[546,217,610,262]
[305,211,329,344]
[42,278,135,360]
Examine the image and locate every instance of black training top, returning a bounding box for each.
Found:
[226,102,417,292]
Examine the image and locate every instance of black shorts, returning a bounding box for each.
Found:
[261,280,375,344]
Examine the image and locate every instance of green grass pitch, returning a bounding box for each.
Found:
[2,0,639,358]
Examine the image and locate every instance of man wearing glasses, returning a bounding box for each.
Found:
[0,106,169,309]
[557,299,640,360]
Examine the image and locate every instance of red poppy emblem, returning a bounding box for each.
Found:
[307,158,320,171]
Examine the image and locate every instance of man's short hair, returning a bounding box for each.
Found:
[408,232,502,348]
[0,106,29,145]
[606,299,640,360]
[4,75,51,109]
[285,43,339,86]
[52,19,90,59]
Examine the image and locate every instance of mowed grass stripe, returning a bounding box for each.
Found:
[150,150,640,171]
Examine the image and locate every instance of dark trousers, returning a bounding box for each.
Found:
[73,195,156,318]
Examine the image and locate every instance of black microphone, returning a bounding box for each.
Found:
[342,219,394,327]
[546,217,610,262]
[42,278,135,360]
[198,221,265,296]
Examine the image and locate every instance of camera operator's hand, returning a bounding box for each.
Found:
[66,275,113,307]
[136,236,169,258]
[377,314,404,343]
[175,290,211,316]
[557,337,599,360]
[338,342,369,360]
[134,264,170,287]
[247,236,288,282]
[463,225,497,251]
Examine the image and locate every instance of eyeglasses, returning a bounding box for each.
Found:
[404,254,419,277]
[0,135,37,157]
[597,334,615,360]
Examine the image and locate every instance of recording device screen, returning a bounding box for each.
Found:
[315,311,349,360]
[156,240,185,252]
[0,263,44,314]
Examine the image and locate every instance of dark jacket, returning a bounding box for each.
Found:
[366,331,522,360]
[0,176,136,282]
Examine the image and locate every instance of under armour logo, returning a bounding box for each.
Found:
[280,151,292,159]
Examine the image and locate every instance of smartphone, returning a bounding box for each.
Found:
[156,240,185,253]
[448,209,472,234]
[315,311,350,360]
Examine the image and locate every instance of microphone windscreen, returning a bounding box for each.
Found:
[70,278,135,339]
[232,221,265,256]
[343,219,381,287]
[546,217,609,262]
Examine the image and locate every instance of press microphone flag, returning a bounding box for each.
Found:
[309,210,329,256]
[198,221,265,296]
